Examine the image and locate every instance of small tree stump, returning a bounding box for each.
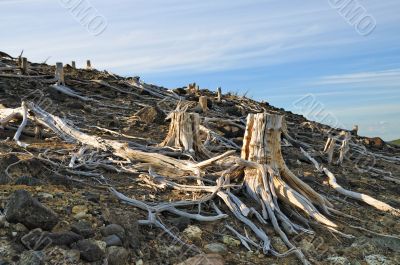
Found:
[21,57,28,74]
[160,111,211,159]
[86,60,92,70]
[217,87,222,102]
[199,96,209,113]
[351,125,358,136]
[55,62,65,85]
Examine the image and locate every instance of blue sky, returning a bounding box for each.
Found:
[1,0,399,140]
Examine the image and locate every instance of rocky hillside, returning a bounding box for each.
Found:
[0,52,399,265]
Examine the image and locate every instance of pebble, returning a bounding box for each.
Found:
[326,256,350,265]
[106,246,130,265]
[72,205,88,215]
[100,224,125,241]
[222,235,240,247]
[104,234,122,247]
[204,243,227,254]
[183,225,202,240]
[18,250,44,265]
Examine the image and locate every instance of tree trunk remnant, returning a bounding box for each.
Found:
[239,113,338,265]
[55,62,65,85]
[86,60,92,70]
[198,96,209,113]
[160,111,212,159]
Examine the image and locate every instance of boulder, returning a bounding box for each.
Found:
[135,106,166,124]
[5,190,59,231]
[74,239,104,262]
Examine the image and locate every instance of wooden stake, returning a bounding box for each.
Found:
[351,125,358,136]
[21,57,28,74]
[217,87,222,102]
[199,96,209,113]
[71,61,76,69]
[55,62,65,85]
[86,60,92,70]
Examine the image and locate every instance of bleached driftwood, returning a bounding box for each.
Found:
[300,148,400,217]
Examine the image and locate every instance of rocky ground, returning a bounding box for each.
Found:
[0,53,399,265]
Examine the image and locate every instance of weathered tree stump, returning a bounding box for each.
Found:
[21,57,28,74]
[55,62,65,85]
[198,96,209,113]
[217,87,222,102]
[239,113,336,264]
[86,60,92,70]
[160,111,211,159]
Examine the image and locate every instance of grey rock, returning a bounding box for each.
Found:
[74,239,104,262]
[104,235,122,247]
[204,243,227,254]
[101,224,125,241]
[71,221,95,238]
[48,231,83,246]
[106,246,129,265]
[18,250,44,265]
[5,190,59,230]
[83,191,100,203]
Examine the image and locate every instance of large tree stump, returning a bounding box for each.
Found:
[239,113,336,264]
[160,111,211,159]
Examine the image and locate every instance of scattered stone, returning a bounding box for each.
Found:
[5,190,59,231]
[14,176,42,186]
[62,249,80,263]
[136,259,143,265]
[326,256,350,265]
[222,235,240,247]
[12,223,28,233]
[204,243,227,254]
[106,246,130,265]
[83,191,100,203]
[104,235,122,247]
[271,237,288,253]
[37,193,53,200]
[48,231,83,246]
[95,240,107,252]
[71,205,88,215]
[74,239,105,262]
[18,250,44,265]
[71,221,95,238]
[177,253,224,265]
[101,224,126,241]
[365,254,393,265]
[135,106,166,124]
[183,225,202,241]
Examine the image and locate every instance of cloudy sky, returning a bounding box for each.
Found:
[1,0,399,140]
